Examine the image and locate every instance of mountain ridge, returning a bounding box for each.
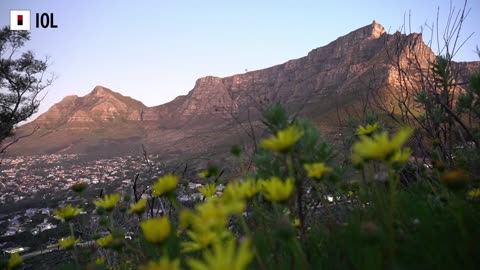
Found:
[8,21,480,156]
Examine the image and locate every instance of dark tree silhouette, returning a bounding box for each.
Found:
[0,26,53,153]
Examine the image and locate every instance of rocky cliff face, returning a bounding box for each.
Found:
[9,21,479,156]
[162,21,390,119]
[34,86,147,129]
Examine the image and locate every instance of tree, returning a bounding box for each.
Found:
[0,26,53,153]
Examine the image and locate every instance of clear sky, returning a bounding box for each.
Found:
[1,0,479,120]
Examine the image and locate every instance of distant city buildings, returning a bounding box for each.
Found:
[0,153,207,257]
[0,154,149,205]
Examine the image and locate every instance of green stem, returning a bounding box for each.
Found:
[286,154,295,179]
[252,199,270,222]
[69,222,75,237]
[286,153,305,236]
[239,214,268,270]
[385,165,397,270]
[239,152,247,175]
[169,195,183,212]
[272,202,282,217]
[69,222,80,269]
[291,236,310,270]
[360,167,368,200]
[108,212,114,231]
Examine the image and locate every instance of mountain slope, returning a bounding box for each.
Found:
[8,21,479,156]
[13,86,148,155]
[34,86,147,127]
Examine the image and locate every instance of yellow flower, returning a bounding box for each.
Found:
[293,218,301,227]
[260,177,295,202]
[198,166,219,178]
[467,188,480,198]
[390,128,414,149]
[95,257,106,266]
[351,152,363,167]
[6,253,22,269]
[59,236,79,250]
[152,174,179,197]
[188,238,253,270]
[260,126,303,153]
[353,132,390,160]
[141,217,171,244]
[222,181,243,202]
[353,127,413,163]
[182,230,231,253]
[356,123,379,136]
[390,148,412,163]
[198,170,210,178]
[304,163,332,179]
[199,183,217,198]
[192,200,229,231]
[181,199,246,253]
[96,234,113,248]
[238,178,260,199]
[192,199,245,233]
[53,204,82,222]
[128,198,147,215]
[94,193,121,211]
[179,209,195,230]
[222,178,259,202]
[140,257,180,270]
[223,199,246,215]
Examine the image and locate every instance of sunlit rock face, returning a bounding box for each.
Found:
[33,86,147,129]
[170,21,392,118]
[11,21,479,156]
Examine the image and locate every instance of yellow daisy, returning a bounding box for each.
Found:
[96,234,113,248]
[6,253,22,270]
[141,217,172,244]
[128,198,147,215]
[53,204,82,222]
[260,126,303,153]
[259,176,295,202]
[356,123,379,136]
[188,238,253,270]
[94,193,121,211]
[59,236,79,250]
[199,183,217,198]
[304,163,332,180]
[152,174,179,197]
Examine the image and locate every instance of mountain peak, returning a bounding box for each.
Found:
[11,22,478,156]
[30,85,147,129]
[370,20,386,38]
[90,85,114,97]
[60,94,79,102]
[335,20,386,44]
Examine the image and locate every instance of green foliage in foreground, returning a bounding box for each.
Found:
[2,105,480,270]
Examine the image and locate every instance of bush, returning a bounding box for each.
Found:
[4,105,480,270]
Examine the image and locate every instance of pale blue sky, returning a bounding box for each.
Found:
[1,0,479,120]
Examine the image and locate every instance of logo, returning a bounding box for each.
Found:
[10,10,31,30]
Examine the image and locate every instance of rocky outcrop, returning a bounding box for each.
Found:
[152,20,391,121]
[33,86,147,129]
[10,21,479,156]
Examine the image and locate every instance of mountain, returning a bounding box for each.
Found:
[7,21,480,157]
[13,86,148,155]
[34,86,147,127]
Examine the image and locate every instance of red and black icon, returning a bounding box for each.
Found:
[17,15,23,26]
